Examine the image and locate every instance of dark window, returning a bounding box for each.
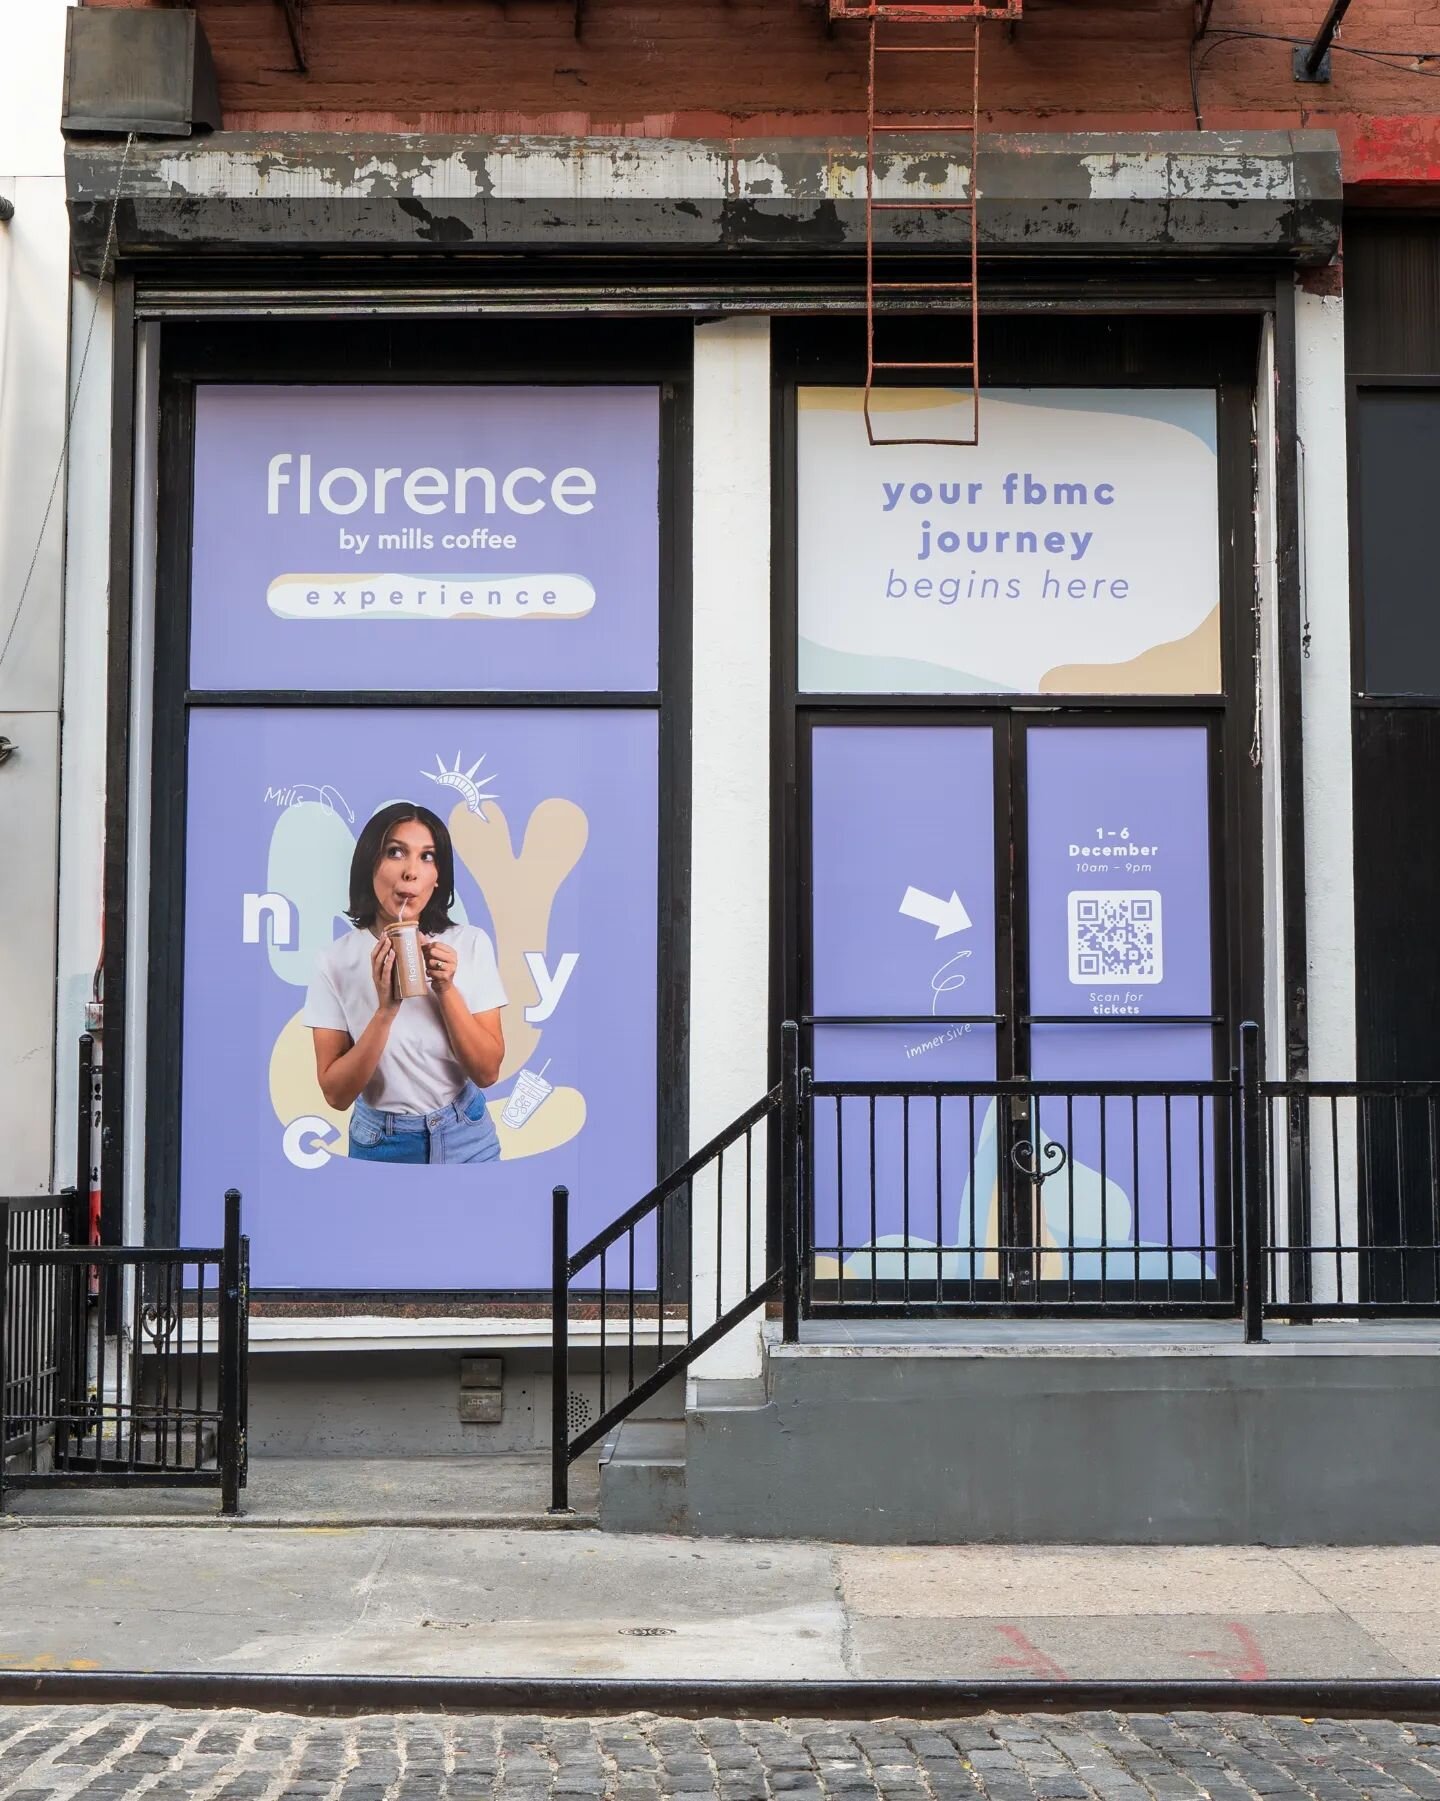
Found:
[1356,387,1440,696]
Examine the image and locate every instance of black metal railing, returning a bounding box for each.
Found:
[550,1019,1440,1506]
[0,1189,249,1515]
[1,1193,72,1466]
[1261,1078,1440,1318]
[549,1025,803,1514]
[803,1074,1240,1318]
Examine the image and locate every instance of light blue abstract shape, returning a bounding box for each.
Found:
[266,801,358,990]
[989,387,1218,456]
[1035,1128,1133,1260]
[839,1097,1219,1288]
[843,1236,950,1284]
[844,1235,1213,1287]
[952,1096,1133,1280]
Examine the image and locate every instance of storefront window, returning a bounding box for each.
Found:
[190,384,660,694]
[796,387,1220,696]
[173,381,665,1289]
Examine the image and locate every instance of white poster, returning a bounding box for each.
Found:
[797,388,1221,695]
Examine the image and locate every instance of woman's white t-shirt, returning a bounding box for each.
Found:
[303,924,507,1115]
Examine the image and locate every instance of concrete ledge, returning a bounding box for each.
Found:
[65,129,1341,273]
[679,1343,1440,1545]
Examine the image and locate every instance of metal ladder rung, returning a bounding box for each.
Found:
[864,9,982,446]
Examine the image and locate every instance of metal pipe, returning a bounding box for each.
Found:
[1294,0,1355,80]
[780,1020,802,1343]
[0,1204,11,1515]
[1238,1022,1267,1342]
[219,1189,242,1516]
[550,1185,571,1515]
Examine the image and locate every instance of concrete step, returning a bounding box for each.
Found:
[688,1375,767,1411]
[597,1419,688,1534]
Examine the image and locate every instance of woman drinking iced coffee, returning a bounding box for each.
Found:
[304,801,506,1165]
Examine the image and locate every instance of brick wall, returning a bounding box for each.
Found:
[80,0,1440,185]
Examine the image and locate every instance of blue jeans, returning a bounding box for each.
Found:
[348,1082,501,1166]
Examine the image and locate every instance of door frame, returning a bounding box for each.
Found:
[119,315,693,1301]
[770,312,1266,1305]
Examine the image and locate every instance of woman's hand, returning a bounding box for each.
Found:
[423,936,459,994]
[370,933,400,1012]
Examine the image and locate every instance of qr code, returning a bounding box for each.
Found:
[1067,890,1164,985]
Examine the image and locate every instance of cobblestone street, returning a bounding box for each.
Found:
[2,1712,1440,1801]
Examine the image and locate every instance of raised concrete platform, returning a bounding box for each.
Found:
[602,1323,1440,1545]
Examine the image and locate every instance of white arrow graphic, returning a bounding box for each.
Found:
[899,885,973,940]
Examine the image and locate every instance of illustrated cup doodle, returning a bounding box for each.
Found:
[502,1060,554,1130]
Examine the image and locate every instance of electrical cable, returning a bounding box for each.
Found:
[1190,6,1440,126]
[0,131,135,683]
[1196,28,1440,77]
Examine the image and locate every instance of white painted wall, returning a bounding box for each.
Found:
[1294,288,1356,1086]
[1256,317,1285,1080]
[687,316,772,1381]
[122,327,160,1247]
[51,277,112,1195]
[0,0,74,1193]
[1294,285,1359,1289]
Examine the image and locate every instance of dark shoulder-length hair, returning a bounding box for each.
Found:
[346,802,457,934]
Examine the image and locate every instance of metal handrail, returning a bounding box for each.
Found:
[549,1024,802,1514]
[551,1017,1440,1514]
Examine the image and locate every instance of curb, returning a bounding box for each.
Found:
[2,1675,1440,1719]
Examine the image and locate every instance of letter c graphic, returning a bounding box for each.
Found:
[283,1115,341,1170]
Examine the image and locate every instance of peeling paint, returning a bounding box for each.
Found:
[64,129,1341,271]
[395,196,474,243]
[1081,151,1295,202]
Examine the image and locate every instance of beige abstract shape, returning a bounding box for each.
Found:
[799,386,960,416]
[271,1005,585,1163]
[1038,604,1221,696]
[487,1086,586,1161]
[448,799,588,1081]
[270,1006,351,1155]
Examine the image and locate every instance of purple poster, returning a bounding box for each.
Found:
[811,725,997,1081]
[1026,724,1212,1076]
[810,726,996,1275]
[190,386,660,694]
[179,707,658,1289]
[1025,724,1217,1277]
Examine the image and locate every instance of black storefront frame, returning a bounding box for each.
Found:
[794,708,1235,1307]
[769,312,1267,1308]
[105,316,693,1302]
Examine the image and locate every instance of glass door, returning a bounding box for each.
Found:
[803,713,1227,1307]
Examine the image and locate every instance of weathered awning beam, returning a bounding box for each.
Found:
[66,129,1341,276]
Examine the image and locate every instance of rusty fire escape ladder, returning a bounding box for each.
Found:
[862,11,981,447]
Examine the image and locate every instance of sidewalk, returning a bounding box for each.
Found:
[1,1517,1436,1682]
